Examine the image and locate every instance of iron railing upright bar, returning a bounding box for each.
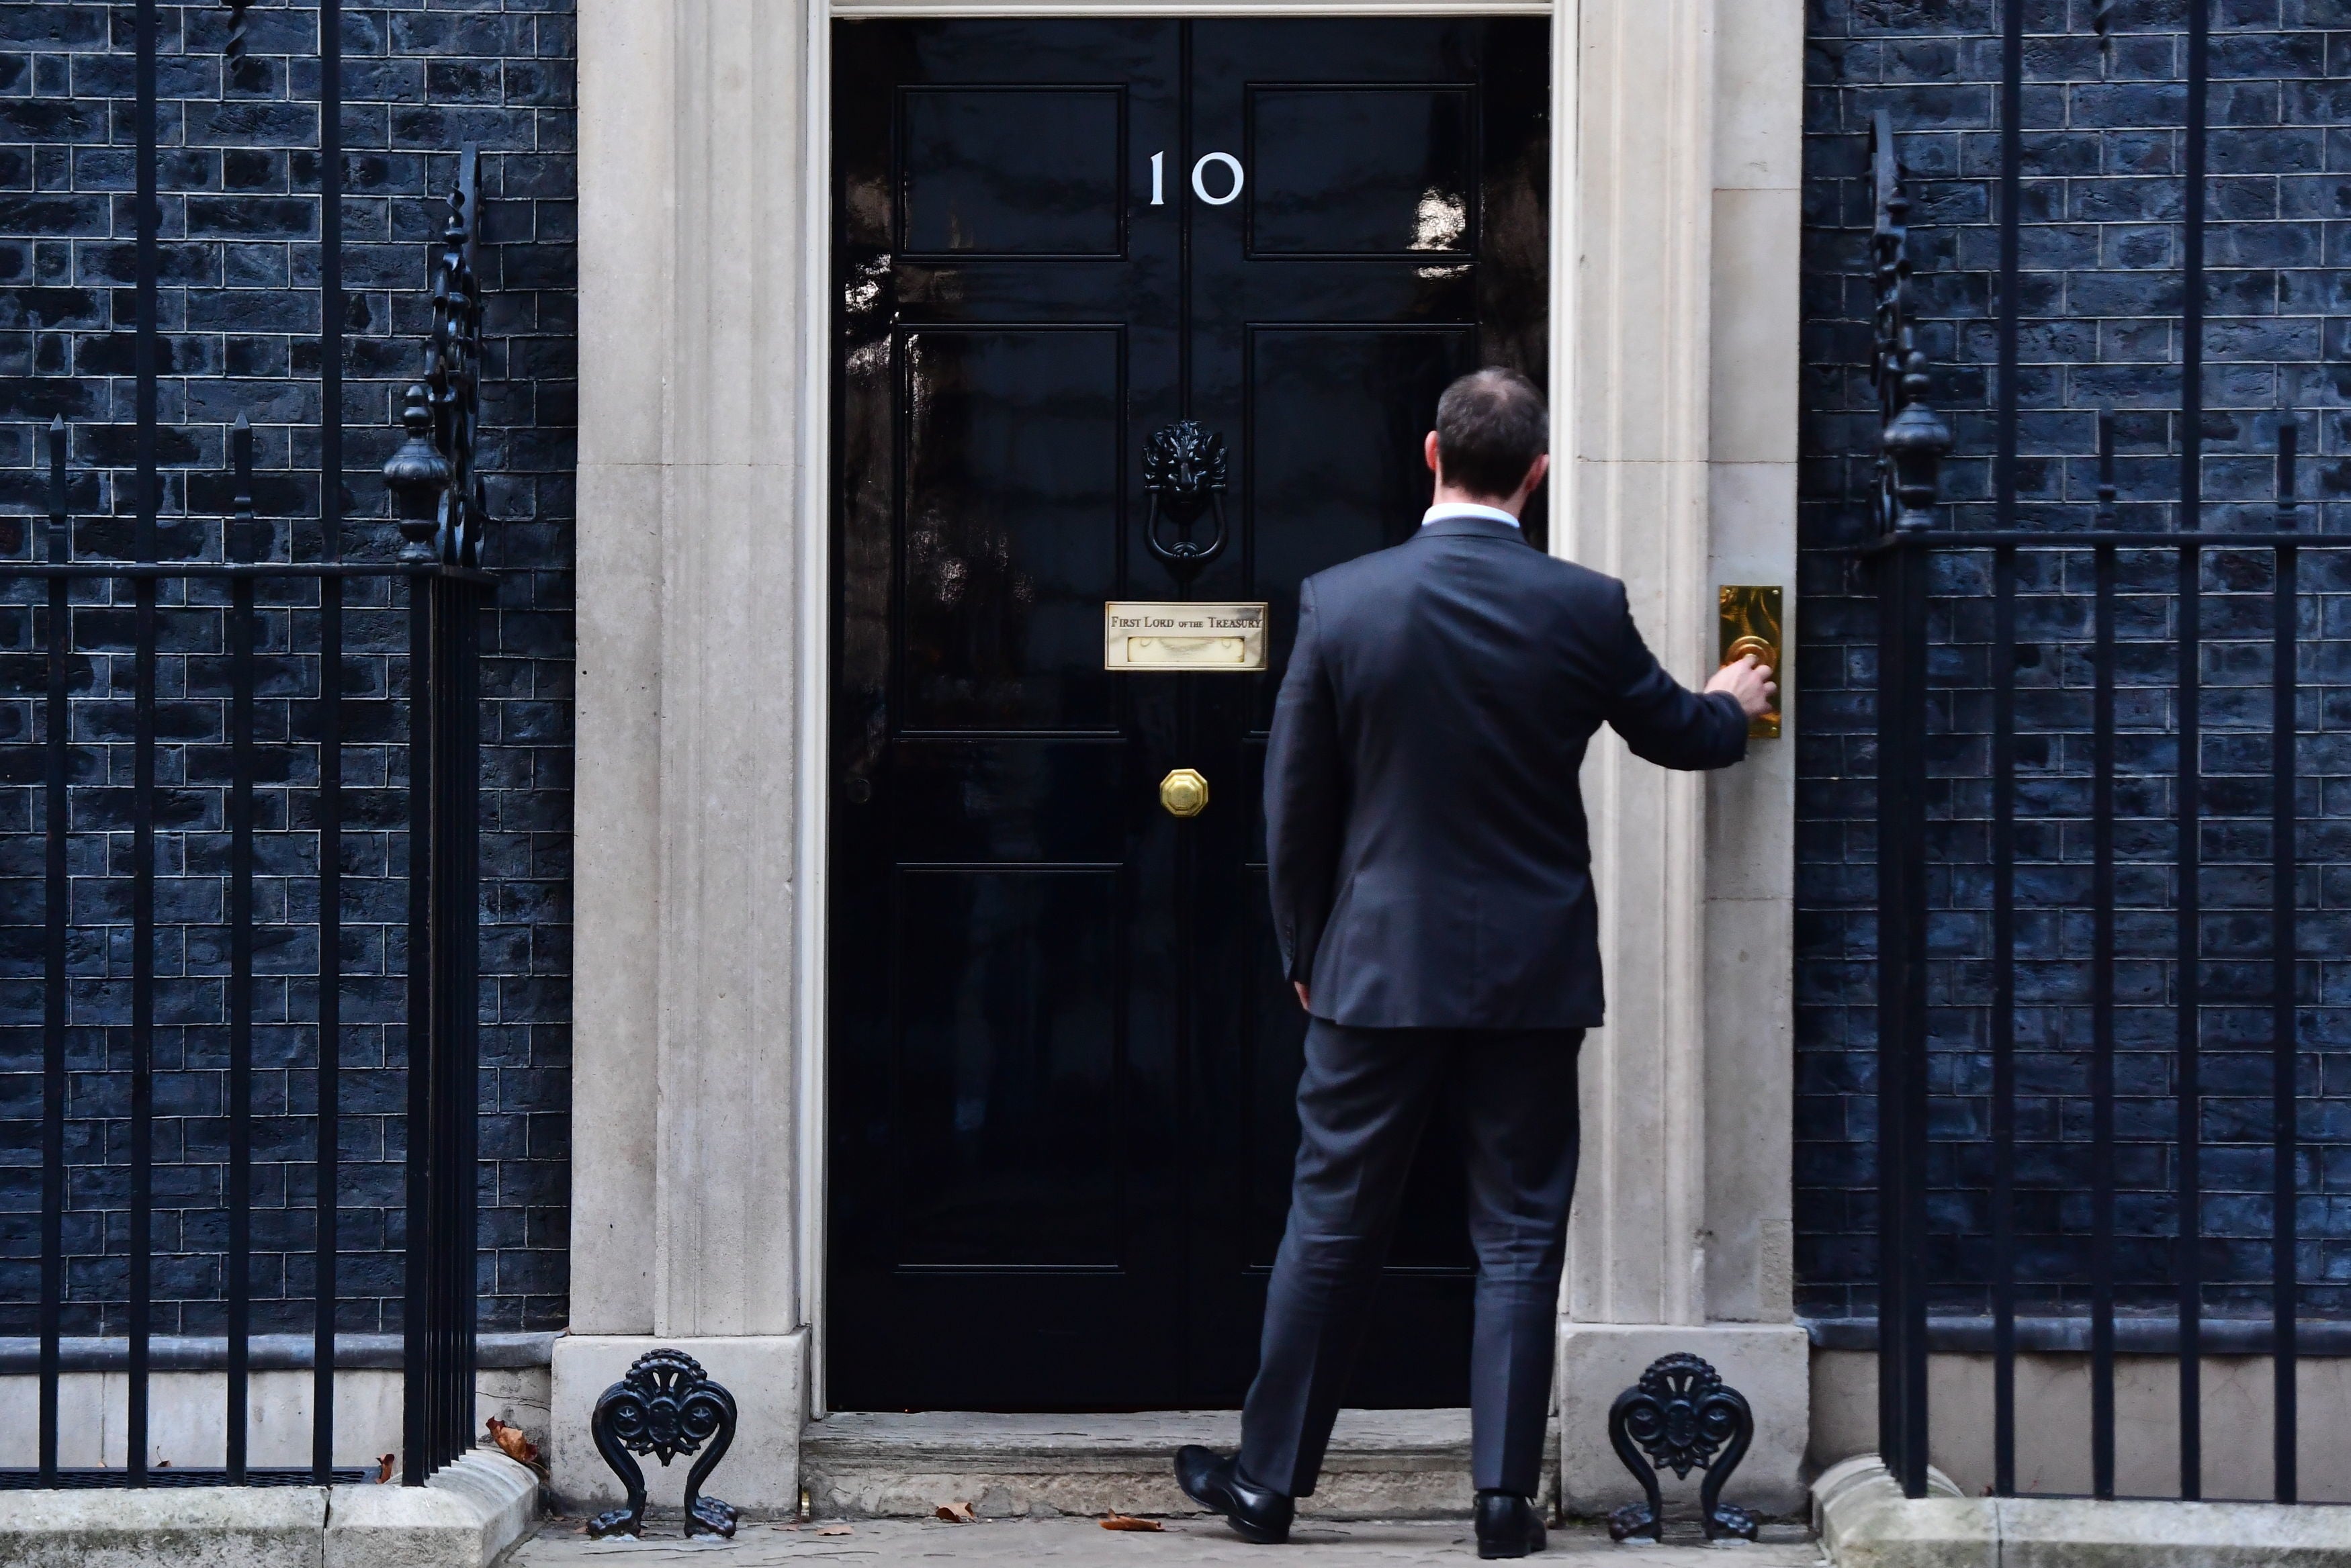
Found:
[2174,548,2205,1499]
[435,576,455,1472]
[316,0,347,1484]
[457,580,482,1461]
[1868,106,1949,1499]
[1990,545,2017,1497]
[2089,414,2118,1502]
[2176,0,2212,1502]
[2272,425,2299,1503]
[38,418,67,1487]
[128,580,155,1485]
[1990,0,2024,1498]
[438,571,483,1472]
[226,419,259,1484]
[127,0,160,1488]
[1876,528,1932,1500]
[2174,514,2206,1499]
[314,592,345,1482]
[321,0,345,571]
[404,575,434,1483]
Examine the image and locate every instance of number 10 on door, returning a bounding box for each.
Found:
[1150,151,1245,207]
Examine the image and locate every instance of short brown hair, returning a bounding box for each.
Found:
[1434,367,1548,500]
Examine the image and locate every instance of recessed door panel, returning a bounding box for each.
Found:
[1249,87,1476,257]
[901,88,1126,258]
[1247,326,1478,687]
[832,15,1547,1412]
[892,868,1125,1268]
[899,326,1125,733]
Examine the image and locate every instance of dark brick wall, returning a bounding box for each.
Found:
[0,2,574,1334]
[1800,0,2351,1319]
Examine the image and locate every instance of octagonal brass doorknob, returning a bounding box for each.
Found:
[1159,768,1209,819]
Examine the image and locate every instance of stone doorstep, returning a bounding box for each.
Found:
[0,1450,540,1568]
[799,1408,1559,1522]
[1814,1454,2351,1568]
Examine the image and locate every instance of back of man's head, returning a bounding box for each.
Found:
[1434,368,1548,501]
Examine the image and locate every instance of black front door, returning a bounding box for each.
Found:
[828,16,1549,1412]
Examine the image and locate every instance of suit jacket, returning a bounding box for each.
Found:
[1264,512,1750,1029]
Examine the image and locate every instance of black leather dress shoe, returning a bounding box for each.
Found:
[1174,1444,1294,1544]
[1474,1491,1546,1559]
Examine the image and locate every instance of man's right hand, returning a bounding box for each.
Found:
[1705,654,1777,719]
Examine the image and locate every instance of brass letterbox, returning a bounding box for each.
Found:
[1717,585,1784,740]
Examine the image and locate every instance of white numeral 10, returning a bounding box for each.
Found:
[1149,150,1245,207]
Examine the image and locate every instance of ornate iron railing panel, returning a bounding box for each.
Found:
[1865,0,2341,1504]
[0,5,490,1491]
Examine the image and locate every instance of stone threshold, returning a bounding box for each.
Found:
[0,1449,539,1568]
[802,1408,1559,1522]
[1815,1454,2351,1567]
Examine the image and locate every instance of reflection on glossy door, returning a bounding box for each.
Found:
[829,15,1548,1413]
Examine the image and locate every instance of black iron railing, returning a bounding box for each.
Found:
[0,0,489,1479]
[1,441,487,1488]
[1867,54,2340,1504]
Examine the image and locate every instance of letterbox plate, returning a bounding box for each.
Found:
[1104,602,1269,672]
[1717,584,1785,740]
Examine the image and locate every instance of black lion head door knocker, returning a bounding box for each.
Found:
[586,1348,741,1539]
[1142,420,1231,576]
[1605,1352,1758,1542]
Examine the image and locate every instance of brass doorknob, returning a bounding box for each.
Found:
[1159,768,1209,819]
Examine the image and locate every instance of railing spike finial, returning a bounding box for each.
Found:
[2096,408,2118,528]
[1871,110,1949,537]
[2278,418,2300,528]
[383,144,485,567]
[228,413,258,563]
[386,385,451,563]
[222,0,251,64]
[45,416,66,565]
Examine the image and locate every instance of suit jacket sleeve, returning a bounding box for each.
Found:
[1265,577,1343,986]
[1599,581,1750,771]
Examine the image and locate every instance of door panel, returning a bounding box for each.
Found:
[1245,326,1479,690]
[892,867,1126,1267]
[831,15,1547,1412]
[901,89,1128,258]
[1247,87,1476,258]
[899,326,1126,733]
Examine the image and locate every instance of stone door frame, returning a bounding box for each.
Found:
[562,0,1806,1516]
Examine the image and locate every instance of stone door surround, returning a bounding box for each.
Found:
[565,0,1803,1518]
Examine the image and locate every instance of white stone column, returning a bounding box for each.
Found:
[1555,0,1810,1518]
[556,0,815,1518]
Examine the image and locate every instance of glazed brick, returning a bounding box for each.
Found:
[1801,0,2351,1323]
[0,0,574,1338]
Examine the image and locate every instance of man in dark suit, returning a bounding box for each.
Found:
[1176,369,1774,1557]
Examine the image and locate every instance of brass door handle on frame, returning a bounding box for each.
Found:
[1718,584,1785,740]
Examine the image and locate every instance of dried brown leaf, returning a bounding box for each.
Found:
[1101,1514,1164,1532]
[486,1416,542,1469]
[816,1524,854,1536]
[935,1502,976,1523]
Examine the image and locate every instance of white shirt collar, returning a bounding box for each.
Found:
[1421,502,1521,528]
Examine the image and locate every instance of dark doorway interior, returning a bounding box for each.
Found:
[828,15,1550,1412]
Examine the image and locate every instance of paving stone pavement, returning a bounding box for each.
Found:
[514,1517,1823,1567]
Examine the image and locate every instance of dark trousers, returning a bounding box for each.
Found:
[1238,1019,1584,1499]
